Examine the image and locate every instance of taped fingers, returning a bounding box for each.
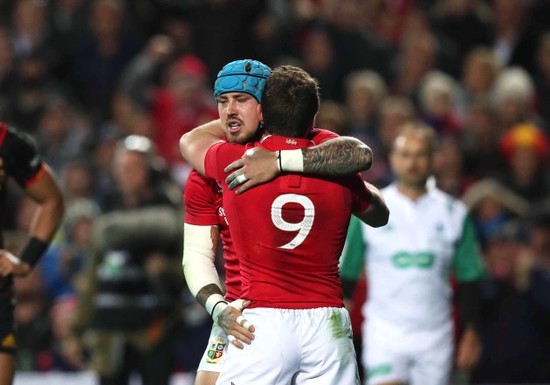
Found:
[235,174,248,185]
[228,335,237,344]
[235,315,253,331]
[242,319,253,330]
[228,173,248,190]
[228,299,247,311]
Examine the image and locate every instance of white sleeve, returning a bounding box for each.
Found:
[182,223,223,298]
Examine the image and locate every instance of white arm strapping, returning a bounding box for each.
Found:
[279,149,304,172]
[183,223,223,298]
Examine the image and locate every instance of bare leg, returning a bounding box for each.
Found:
[0,352,15,385]
[195,371,220,385]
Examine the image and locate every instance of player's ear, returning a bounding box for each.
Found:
[257,103,263,121]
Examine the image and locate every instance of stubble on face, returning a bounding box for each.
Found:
[219,93,263,144]
[392,135,432,190]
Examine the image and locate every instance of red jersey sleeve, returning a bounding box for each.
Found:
[204,141,246,182]
[183,170,220,225]
[309,128,339,144]
[349,174,372,214]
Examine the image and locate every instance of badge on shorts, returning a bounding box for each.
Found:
[206,337,227,364]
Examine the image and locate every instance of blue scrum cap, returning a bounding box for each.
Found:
[214,59,271,103]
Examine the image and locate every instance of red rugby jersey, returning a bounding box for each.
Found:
[204,134,371,309]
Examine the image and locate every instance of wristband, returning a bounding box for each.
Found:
[211,301,228,324]
[276,150,282,172]
[279,149,304,172]
[205,293,228,323]
[19,237,49,268]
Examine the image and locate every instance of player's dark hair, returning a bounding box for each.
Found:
[261,65,320,138]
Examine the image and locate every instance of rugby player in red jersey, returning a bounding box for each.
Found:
[181,64,388,385]
[183,59,378,385]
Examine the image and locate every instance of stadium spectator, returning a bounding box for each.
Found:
[69,135,186,385]
[120,36,218,185]
[497,123,550,203]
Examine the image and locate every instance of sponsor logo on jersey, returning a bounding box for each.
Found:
[285,138,297,145]
[206,337,227,364]
[367,364,392,379]
[1,333,16,349]
[392,252,434,269]
[218,207,229,225]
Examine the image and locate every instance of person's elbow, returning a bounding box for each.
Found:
[360,144,373,171]
[347,139,372,173]
[370,205,389,228]
[179,132,192,161]
[356,203,389,228]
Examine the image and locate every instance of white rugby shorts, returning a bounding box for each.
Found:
[215,307,360,385]
[197,323,229,373]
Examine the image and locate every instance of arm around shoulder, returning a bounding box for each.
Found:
[179,119,225,175]
[354,181,389,228]
[301,136,373,176]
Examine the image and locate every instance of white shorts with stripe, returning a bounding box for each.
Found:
[197,323,229,373]
[363,316,453,385]
[215,307,360,385]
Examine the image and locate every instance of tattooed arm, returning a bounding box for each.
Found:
[225,136,373,194]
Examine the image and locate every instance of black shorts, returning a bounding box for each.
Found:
[0,299,16,355]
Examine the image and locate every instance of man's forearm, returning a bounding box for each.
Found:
[196,283,225,308]
[225,136,374,194]
[458,280,483,332]
[301,137,373,176]
[354,181,389,228]
[27,168,65,241]
[180,119,224,174]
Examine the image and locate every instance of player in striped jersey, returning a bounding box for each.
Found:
[0,123,64,385]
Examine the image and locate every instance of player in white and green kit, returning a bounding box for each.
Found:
[340,122,486,385]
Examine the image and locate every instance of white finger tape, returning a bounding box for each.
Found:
[228,299,246,311]
[245,148,254,156]
[235,174,247,184]
[228,335,237,343]
[242,320,252,331]
[235,315,245,325]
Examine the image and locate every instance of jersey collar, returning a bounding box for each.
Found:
[259,135,314,150]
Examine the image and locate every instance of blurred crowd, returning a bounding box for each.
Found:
[1,0,550,383]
